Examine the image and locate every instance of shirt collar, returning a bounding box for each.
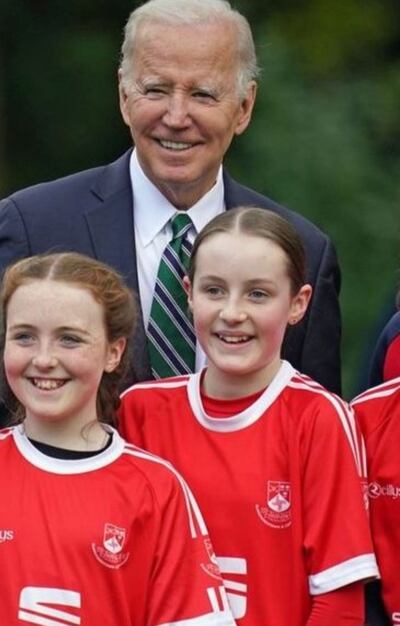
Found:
[130,149,225,247]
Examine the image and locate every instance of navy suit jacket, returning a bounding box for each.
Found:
[368,311,400,388]
[0,150,341,393]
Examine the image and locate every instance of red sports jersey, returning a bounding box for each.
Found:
[352,378,400,625]
[0,425,235,626]
[120,360,378,626]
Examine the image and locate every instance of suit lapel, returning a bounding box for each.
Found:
[84,150,152,383]
[81,163,253,385]
[223,170,248,209]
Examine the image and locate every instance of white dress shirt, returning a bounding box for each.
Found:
[130,149,225,372]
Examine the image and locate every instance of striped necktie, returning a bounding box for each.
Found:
[147,213,196,378]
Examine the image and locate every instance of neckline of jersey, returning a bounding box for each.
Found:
[187,360,295,433]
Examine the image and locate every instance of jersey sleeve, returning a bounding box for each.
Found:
[139,452,235,626]
[300,395,378,595]
[352,385,400,623]
[306,582,364,626]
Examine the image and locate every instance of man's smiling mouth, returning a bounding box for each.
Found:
[159,139,194,151]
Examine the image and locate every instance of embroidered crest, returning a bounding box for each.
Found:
[92,523,130,569]
[103,524,126,554]
[256,481,292,528]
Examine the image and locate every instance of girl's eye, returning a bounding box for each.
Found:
[205,286,223,296]
[249,290,268,300]
[60,335,81,347]
[11,333,35,345]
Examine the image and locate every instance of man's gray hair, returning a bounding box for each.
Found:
[119,0,260,98]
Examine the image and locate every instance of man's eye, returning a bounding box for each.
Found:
[144,87,167,96]
[193,91,215,101]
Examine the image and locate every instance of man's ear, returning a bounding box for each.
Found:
[234,81,257,136]
[118,70,131,128]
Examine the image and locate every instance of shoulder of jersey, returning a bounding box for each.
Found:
[351,376,400,408]
[289,370,350,412]
[289,371,366,475]
[121,440,176,471]
[120,440,191,492]
[121,375,190,398]
[120,441,207,537]
[288,371,358,443]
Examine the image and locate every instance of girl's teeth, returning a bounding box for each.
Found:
[32,379,65,390]
[220,335,249,343]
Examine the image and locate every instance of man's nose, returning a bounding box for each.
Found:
[163,92,191,128]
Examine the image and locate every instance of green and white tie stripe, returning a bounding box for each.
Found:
[147,213,196,378]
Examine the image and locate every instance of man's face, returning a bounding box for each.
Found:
[119,20,256,208]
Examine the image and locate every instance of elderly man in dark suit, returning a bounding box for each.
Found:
[0,0,341,394]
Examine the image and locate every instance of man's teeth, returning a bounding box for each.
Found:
[159,140,192,150]
[32,379,66,390]
[219,335,250,343]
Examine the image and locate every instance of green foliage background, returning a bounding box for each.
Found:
[1,0,399,397]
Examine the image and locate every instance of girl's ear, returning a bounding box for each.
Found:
[288,284,313,326]
[183,276,193,311]
[104,337,127,373]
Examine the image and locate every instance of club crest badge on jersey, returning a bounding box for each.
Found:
[92,523,130,568]
[256,481,292,528]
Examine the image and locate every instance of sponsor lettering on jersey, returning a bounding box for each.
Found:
[18,586,81,625]
[92,523,130,569]
[256,481,292,528]
[207,585,231,614]
[217,556,247,619]
[368,481,400,499]
[0,529,13,543]
[392,612,400,624]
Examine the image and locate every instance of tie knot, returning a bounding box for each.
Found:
[171,213,192,240]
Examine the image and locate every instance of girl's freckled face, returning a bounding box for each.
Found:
[4,280,115,429]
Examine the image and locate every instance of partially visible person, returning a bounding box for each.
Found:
[0,0,341,396]
[352,377,400,626]
[368,291,400,387]
[0,252,235,626]
[119,207,378,625]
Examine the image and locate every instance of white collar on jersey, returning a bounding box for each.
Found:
[12,424,125,475]
[187,360,296,433]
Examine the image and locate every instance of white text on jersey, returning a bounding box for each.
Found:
[18,587,81,625]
